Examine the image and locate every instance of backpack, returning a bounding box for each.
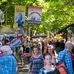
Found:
[56,62,68,74]
[56,51,68,74]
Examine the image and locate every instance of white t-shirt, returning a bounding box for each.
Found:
[52,53,58,64]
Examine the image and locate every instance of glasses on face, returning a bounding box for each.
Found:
[48,47,52,50]
[33,48,38,52]
[34,48,38,50]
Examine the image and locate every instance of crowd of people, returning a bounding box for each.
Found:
[28,40,74,74]
[0,36,74,74]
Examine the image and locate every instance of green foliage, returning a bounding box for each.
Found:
[0,0,74,34]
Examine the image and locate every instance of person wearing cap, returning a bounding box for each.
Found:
[58,41,74,74]
[28,46,44,74]
[0,45,17,74]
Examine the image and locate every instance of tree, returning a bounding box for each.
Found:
[0,0,74,34]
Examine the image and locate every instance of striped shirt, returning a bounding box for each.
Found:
[30,55,44,74]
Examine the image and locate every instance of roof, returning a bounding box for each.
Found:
[58,23,74,33]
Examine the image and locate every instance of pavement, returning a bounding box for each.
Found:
[18,63,29,74]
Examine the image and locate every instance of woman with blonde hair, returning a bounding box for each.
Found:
[28,46,44,74]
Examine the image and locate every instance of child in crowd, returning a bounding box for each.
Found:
[39,53,59,74]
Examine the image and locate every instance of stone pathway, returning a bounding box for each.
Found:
[18,63,29,74]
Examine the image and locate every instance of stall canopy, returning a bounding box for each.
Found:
[32,35,47,38]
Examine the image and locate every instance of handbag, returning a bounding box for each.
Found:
[56,61,68,74]
[56,51,68,74]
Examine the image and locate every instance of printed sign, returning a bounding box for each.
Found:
[28,6,42,24]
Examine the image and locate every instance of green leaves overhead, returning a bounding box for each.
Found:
[0,0,74,34]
